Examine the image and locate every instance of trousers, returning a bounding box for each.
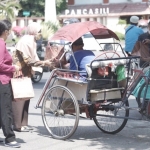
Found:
[12,100,30,130]
[0,82,16,143]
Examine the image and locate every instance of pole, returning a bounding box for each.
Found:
[45,0,57,22]
[25,16,27,34]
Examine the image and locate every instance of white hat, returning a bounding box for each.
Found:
[130,16,139,24]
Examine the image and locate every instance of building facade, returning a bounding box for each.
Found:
[58,0,150,32]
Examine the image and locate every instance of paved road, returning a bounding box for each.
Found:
[0,72,150,150]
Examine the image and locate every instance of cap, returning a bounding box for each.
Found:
[130,16,139,24]
[72,37,83,46]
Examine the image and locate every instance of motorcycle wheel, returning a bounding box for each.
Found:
[31,72,43,83]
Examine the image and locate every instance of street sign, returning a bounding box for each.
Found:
[23,11,30,16]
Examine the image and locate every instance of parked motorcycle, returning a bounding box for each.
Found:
[31,38,46,83]
[31,66,43,83]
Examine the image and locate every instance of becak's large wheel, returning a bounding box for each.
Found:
[41,85,79,140]
[93,100,129,134]
[94,51,120,60]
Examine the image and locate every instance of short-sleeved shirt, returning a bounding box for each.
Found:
[69,50,95,76]
[125,25,144,52]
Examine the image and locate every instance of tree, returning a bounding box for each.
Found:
[0,0,21,21]
[18,0,45,17]
[56,0,67,14]
[18,0,67,17]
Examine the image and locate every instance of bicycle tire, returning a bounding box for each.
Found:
[93,100,129,134]
[41,85,79,140]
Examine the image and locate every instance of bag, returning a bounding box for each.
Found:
[97,67,109,76]
[116,65,126,82]
[125,25,134,34]
[11,77,34,101]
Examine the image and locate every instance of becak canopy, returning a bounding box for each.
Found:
[50,21,119,43]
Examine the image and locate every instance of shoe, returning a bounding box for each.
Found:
[13,128,21,132]
[22,126,33,130]
[0,139,3,143]
[5,141,21,148]
[20,126,30,132]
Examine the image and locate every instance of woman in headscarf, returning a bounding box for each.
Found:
[12,22,44,132]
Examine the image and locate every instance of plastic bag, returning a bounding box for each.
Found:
[116,65,126,82]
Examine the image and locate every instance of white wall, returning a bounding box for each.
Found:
[75,0,102,5]
[107,16,119,29]
[107,17,118,31]
[106,16,126,34]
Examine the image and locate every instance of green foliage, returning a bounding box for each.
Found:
[115,31,125,40]
[18,0,67,17]
[0,0,21,21]
[118,19,126,25]
[18,0,45,17]
[56,0,67,14]
[41,21,60,40]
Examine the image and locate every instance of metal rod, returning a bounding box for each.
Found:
[35,69,58,108]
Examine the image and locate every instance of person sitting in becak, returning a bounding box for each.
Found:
[69,37,95,76]
[40,37,95,78]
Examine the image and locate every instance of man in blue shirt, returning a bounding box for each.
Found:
[70,37,95,76]
[125,16,144,55]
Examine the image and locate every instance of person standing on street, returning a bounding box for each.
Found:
[12,22,43,132]
[0,20,21,148]
[125,16,144,55]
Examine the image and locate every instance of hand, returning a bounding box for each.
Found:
[142,39,150,44]
[52,58,60,67]
[34,61,44,67]
[43,60,52,66]
[13,65,20,72]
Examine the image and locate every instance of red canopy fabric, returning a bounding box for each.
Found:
[50,21,119,43]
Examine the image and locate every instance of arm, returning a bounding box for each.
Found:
[0,42,15,73]
[16,40,39,66]
[17,51,38,66]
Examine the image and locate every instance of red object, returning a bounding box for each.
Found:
[12,26,26,35]
[138,19,148,26]
[50,21,119,43]
[0,39,15,84]
[97,67,109,76]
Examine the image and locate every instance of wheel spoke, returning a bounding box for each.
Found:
[93,101,129,134]
[42,85,79,139]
